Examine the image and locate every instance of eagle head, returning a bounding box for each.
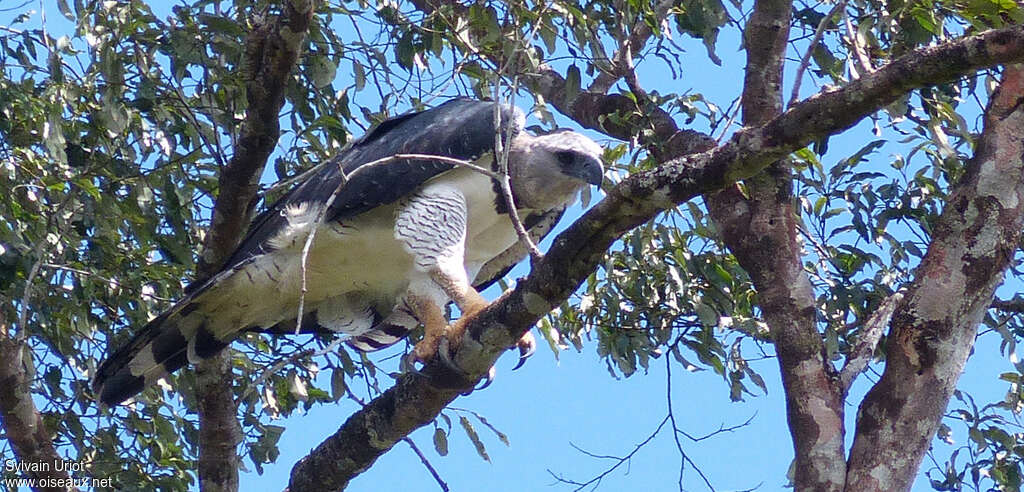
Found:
[509,129,604,210]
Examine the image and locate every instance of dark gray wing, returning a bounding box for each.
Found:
[472,207,567,292]
[220,97,521,270]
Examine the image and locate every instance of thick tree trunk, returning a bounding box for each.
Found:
[0,310,77,492]
[706,0,846,490]
[193,2,314,491]
[845,64,1024,491]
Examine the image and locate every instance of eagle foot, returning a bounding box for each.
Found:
[400,330,493,392]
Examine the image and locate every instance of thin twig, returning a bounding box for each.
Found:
[676,413,756,442]
[404,437,450,492]
[259,163,323,199]
[491,14,547,261]
[796,223,841,283]
[666,357,715,491]
[548,414,670,491]
[38,0,51,52]
[500,174,542,261]
[16,246,46,343]
[714,96,743,143]
[15,194,73,343]
[295,161,348,335]
[238,337,346,405]
[843,8,874,78]
[788,0,847,108]
[551,353,734,491]
[40,263,175,302]
[394,154,503,180]
[168,82,226,168]
[589,0,675,93]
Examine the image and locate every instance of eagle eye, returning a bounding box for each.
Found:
[555,150,576,166]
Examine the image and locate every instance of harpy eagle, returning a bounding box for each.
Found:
[93,98,604,406]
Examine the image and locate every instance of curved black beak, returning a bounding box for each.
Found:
[570,155,604,186]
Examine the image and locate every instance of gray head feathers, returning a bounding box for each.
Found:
[507,130,604,210]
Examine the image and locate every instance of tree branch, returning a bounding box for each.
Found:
[846,62,1024,491]
[991,297,1024,313]
[403,437,449,492]
[193,2,314,491]
[0,308,78,492]
[588,0,676,94]
[287,25,1024,491]
[789,1,846,108]
[0,200,77,492]
[839,289,905,391]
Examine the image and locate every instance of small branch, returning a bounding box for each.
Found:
[713,96,743,143]
[404,437,449,492]
[839,289,905,391]
[491,18,545,261]
[237,337,346,405]
[37,0,51,53]
[589,0,675,93]
[15,245,45,343]
[260,163,324,198]
[169,83,227,169]
[549,415,670,491]
[15,193,73,343]
[991,297,1024,313]
[788,0,847,108]
[295,160,348,335]
[843,8,874,78]
[676,413,757,442]
[41,263,175,302]
[500,174,542,261]
[665,357,715,491]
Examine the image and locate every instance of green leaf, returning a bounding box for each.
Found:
[695,302,718,326]
[565,65,581,102]
[198,14,245,37]
[745,366,768,395]
[396,31,416,70]
[433,427,449,456]
[674,0,728,64]
[330,368,346,401]
[353,61,366,91]
[459,416,490,462]
[307,56,337,89]
[56,0,74,21]
[471,412,509,447]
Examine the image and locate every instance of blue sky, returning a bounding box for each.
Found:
[3,2,1019,491]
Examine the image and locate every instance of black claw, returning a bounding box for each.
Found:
[512,342,536,371]
[475,366,497,391]
[461,366,496,395]
[400,351,423,375]
[437,336,467,376]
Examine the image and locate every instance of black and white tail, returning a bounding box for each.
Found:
[92,301,230,406]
